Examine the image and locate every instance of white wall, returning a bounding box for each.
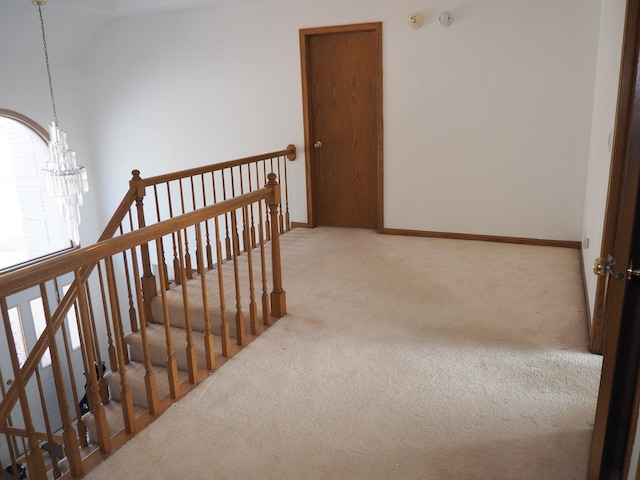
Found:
[581,0,627,323]
[385,1,600,240]
[75,0,602,243]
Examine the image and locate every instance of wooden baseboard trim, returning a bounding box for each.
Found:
[379,227,581,249]
[578,247,597,352]
[291,222,311,229]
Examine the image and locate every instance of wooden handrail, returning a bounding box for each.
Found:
[0,185,275,427]
[140,146,296,187]
[97,187,139,242]
[0,188,272,298]
[0,247,75,276]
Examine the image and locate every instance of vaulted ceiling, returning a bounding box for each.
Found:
[5,0,268,17]
[1,0,271,66]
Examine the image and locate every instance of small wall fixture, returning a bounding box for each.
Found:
[438,11,454,27]
[408,13,424,29]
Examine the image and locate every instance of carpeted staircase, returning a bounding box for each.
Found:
[82,237,277,444]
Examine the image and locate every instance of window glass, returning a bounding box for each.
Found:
[30,298,52,368]
[63,284,81,350]
[0,115,70,270]
[8,307,28,368]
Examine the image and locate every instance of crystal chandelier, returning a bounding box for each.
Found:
[34,0,89,247]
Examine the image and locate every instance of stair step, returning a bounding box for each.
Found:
[103,361,189,409]
[125,323,222,372]
[150,261,268,335]
[81,400,146,445]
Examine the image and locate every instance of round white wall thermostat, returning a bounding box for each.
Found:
[438,11,453,27]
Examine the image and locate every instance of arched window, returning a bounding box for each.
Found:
[0,109,71,271]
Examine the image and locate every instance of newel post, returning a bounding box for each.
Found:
[130,170,157,323]
[266,173,287,318]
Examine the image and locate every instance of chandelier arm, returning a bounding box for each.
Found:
[36,3,58,127]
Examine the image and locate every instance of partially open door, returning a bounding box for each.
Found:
[588,1,640,477]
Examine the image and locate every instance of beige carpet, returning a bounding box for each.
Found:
[84,227,602,480]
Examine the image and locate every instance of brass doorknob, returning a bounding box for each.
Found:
[593,256,614,276]
[593,257,606,276]
[314,141,322,149]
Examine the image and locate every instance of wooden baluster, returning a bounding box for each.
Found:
[3,437,21,480]
[167,183,181,286]
[66,289,92,448]
[230,166,237,200]
[75,283,108,410]
[62,300,89,447]
[264,160,272,242]
[210,174,230,356]
[104,257,136,435]
[258,201,271,327]
[158,236,169,290]
[74,269,112,454]
[154,238,181,399]
[154,185,170,289]
[178,179,193,280]
[214,214,231,357]
[243,206,259,335]
[238,165,247,252]
[97,263,118,372]
[109,262,129,366]
[131,170,158,323]
[83,286,98,358]
[222,170,232,261]
[176,229,199,384]
[129,245,159,415]
[276,157,285,235]
[248,164,257,249]
[0,370,21,480]
[120,224,139,333]
[35,367,63,478]
[190,176,203,276]
[52,278,89,446]
[195,224,216,371]
[201,173,214,270]
[0,297,47,479]
[171,232,181,286]
[39,285,83,477]
[266,174,287,318]
[84,286,107,403]
[230,210,246,346]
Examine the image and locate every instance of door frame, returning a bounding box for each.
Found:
[299,22,384,230]
[588,0,640,477]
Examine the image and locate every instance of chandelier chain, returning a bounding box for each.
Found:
[36,4,58,126]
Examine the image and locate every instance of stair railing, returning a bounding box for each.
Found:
[0,145,294,478]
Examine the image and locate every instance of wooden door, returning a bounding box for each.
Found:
[300,23,383,229]
[588,1,640,477]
